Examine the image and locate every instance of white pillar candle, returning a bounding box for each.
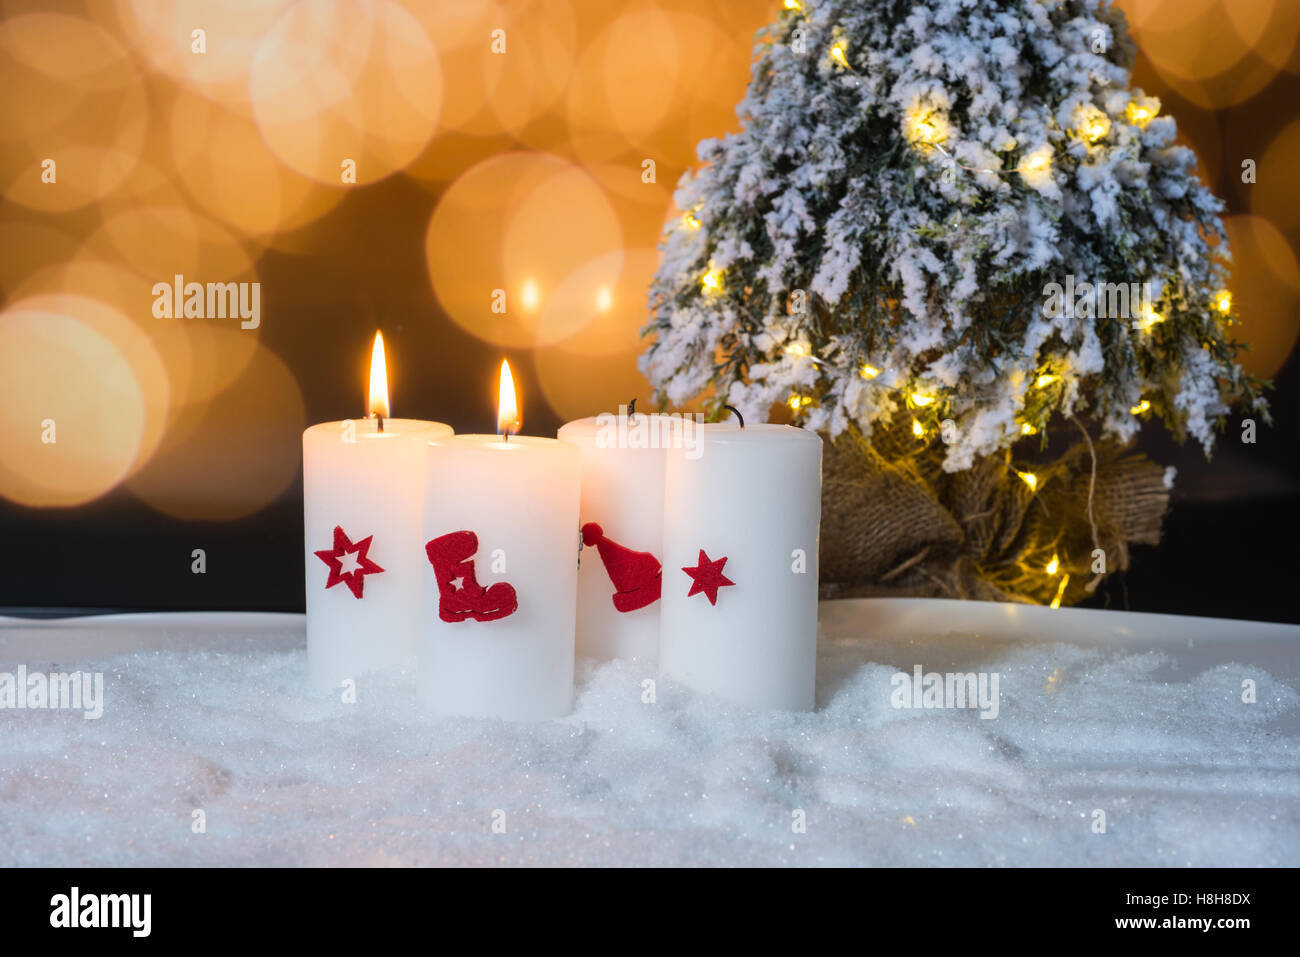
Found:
[418,362,581,719]
[557,407,693,665]
[303,333,452,689]
[659,421,822,711]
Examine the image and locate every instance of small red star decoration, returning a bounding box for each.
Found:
[681,549,735,605]
[314,525,385,599]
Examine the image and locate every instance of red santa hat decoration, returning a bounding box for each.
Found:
[581,522,662,613]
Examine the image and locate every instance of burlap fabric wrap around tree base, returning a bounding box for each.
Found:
[819,419,1170,606]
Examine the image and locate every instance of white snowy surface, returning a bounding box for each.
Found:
[1,602,1297,867]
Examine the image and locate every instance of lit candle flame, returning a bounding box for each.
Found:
[368,331,389,420]
[497,358,520,438]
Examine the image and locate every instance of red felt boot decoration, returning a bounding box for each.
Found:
[425,530,519,623]
[581,522,662,613]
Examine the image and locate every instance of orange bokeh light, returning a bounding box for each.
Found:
[249,0,443,185]
[0,295,164,506]
[0,13,148,212]
[425,152,623,349]
[1222,214,1300,378]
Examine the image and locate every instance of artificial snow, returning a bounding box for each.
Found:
[1,623,1297,866]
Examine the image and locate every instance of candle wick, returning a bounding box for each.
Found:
[627,397,637,423]
[373,412,384,433]
[724,404,745,429]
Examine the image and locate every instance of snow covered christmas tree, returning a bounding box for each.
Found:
[644,0,1265,474]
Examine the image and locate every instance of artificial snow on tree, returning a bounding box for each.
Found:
[643,0,1268,605]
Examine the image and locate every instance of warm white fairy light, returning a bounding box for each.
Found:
[909,115,1055,184]
[1075,105,1110,144]
[1137,303,1164,332]
[1050,573,1070,609]
[1126,97,1160,128]
[1018,145,1053,178]
[907,108,948,147]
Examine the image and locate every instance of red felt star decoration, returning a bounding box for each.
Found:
[681,549,735,605]
[314,525,385,599]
